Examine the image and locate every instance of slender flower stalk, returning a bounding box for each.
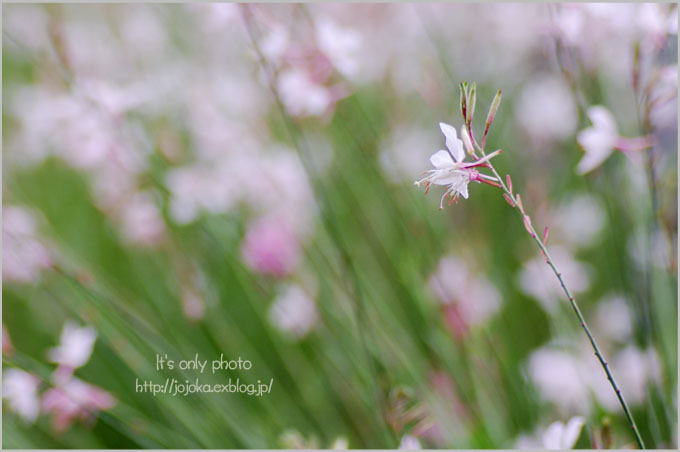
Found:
[417,83,646,449]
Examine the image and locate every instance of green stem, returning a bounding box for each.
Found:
[479,149,646,449]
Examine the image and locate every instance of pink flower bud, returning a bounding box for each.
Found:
[523,215,535,237]
[503,193,516,207]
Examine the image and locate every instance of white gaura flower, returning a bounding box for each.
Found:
[48,322,97,370]
[576,106,619,174]
[268,284,319,339]
[398,434,422,450]
[2,369,41,423]
[576,106,653,174]
[515,416,585,450]
[415,123,501,208]
[542,417,585,450]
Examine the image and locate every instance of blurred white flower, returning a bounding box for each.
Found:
[315,19,361,78]
[2,369,41,423]
[276,68,336,117]
[261,25,290,65]
[118,5,168,59]
[528,339,661,415]
[516,416,584,449]
[2,206,52,284]
[331,437,349,449]
[118,191,166,247]
[3,5,50,53]
[277,68,334,117]
[627,226,672,270]
[518,246,590,312]
[42,376,116,432]
[398,434,422,450]
[649,65,678,129]
[379,125,440,183]
[593,295,633,343]
[516,76,577,148]
[74,78,147,116]
[576,106,619,174]
[636,3,677,48]
[428,255,502,336]
[165,163,242,225]
[527,347,592,414]
[191,3,240,33]
[551,194,605,247]
[268,284,319,339]
[594,346,661,411]
[48,322,97,370]
[543,417,585,449]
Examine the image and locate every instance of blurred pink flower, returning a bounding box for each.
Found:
[48,322,97,372]
[241,216,302,278]
[2,325,14,355]
[42,377,116,433]
[2,369,41,423]
[2,206,52,284]
[268,283,319,339]
[182,287,206,321]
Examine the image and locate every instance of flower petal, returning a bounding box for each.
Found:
[542,421,564,450]
[587,106,618,137]
[430,150,454,169]
[458,180,469,199]
[561,416,585,449]
[576,128,615,174]
[439,122,465,162]
[460,125,474,155]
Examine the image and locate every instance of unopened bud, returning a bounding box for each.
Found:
[505,174,513,195]
[542,226,549,246]
[459,82,468,123]
[460,126,474,155]
[467,82,476,124]
[485,89,502,128]
[503,193,515,207]
[515,193,525,213]
[522,215,535,237]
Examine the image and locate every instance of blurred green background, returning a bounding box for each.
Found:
[2,3,677,449]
